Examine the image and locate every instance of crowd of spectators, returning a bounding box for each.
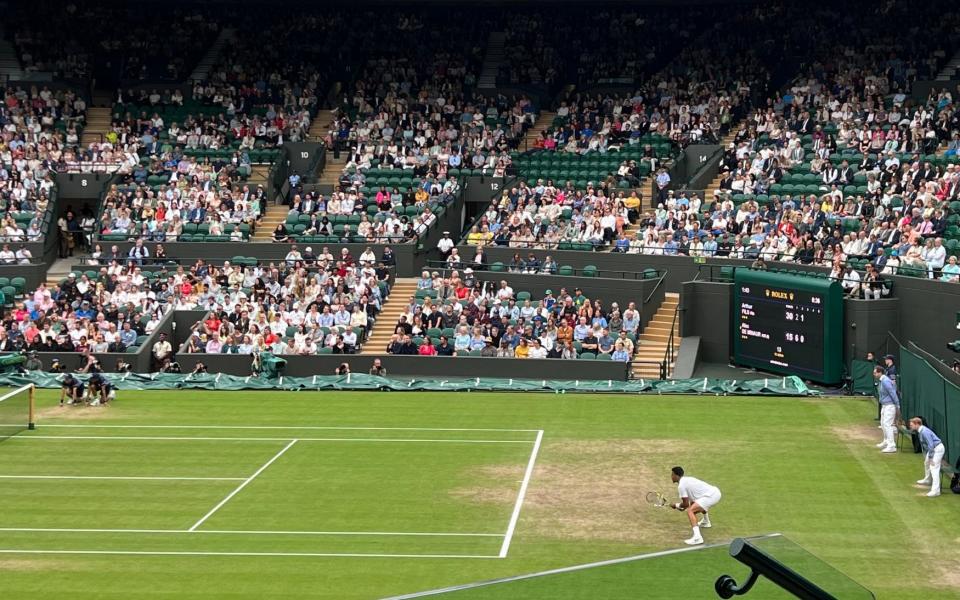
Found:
[4,246,395,360]
[498,8,710,89]
[0,85,80,243]
[273,181,455,244]
[7,3,219,81]
[70,11,392,244]
[94,177,267,242]
[338,90,530,179]
[59,7,351,187]
[0,264,169,358]
[330,13,532,193]
[476,5,810,253]
[634,2,960,287]
[463,181,641,250]
[383,271,640,362]
[178,250,392,358]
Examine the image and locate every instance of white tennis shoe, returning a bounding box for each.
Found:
[697,517,712,528]
[926,491,940,497]
[916,479,931,485]
[684,536,704,545]
[881,447,897,453]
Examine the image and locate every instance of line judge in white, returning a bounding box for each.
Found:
[670,466,722,546]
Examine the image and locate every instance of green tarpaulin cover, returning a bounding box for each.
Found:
[0,370,815,396]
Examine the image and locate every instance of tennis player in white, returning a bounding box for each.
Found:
[670,466,721,545]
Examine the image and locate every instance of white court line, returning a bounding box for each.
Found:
[198,530,503,538]
[188,439,298,532]
[0,475,244,482]
[5,424,540,433]
[0,528,502,537]
[0,549,498,559]
[12,436,533,444]
[499,429,543,558]
[386,533,785,599]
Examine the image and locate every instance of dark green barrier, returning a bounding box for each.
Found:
[898,347,957,463]
[945,380,960,462]
[0,371,815,396]
[850,360,877,396]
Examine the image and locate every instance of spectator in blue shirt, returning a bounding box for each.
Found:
[501,327,520,349]
[573,317,591,341]
[702,234,718,256]
[874,366,900,453]
[611,341,630,362]
[591,314,608,330]
[119,322,138,347]
[614,234,630,253]
[596,329,614,355]
[908,417,946,497]
[75,301,95,320]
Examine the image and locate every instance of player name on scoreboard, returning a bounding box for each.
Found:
[733,269,843,384]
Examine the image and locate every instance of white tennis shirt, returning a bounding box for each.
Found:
[677,476,720,501]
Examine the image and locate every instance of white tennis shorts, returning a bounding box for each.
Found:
[695,490,722,511]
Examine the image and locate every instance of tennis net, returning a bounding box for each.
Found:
[0,384,35,441]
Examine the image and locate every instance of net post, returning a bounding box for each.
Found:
[28,384,36,430]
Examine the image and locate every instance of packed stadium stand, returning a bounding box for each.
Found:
[0,0,955,375]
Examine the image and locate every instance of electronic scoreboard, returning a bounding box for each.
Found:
[733,269,844,384]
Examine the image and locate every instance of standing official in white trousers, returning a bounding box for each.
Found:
[873,367,900,453]
[908,417,946,497]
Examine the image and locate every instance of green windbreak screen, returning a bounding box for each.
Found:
[943,379,960,462]
[850,359,876,396]
[898,348,957,464]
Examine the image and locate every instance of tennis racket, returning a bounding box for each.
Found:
[645,491,670,508]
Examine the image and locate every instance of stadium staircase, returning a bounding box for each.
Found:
[188,28,235,83]
[309,110,349,187]
[252,205,288,242]
[477,32,506,89]
[248,164,270,189]
[521,111,556,150]
[318,153,348,187]
[309,109,336,143]
[933,47,959,81]
[631,292,679,379]
[701,128,740,201]
[359,278,418,355]
[80,107,112,147]
[0,26,24,82]
[43,258,75,290]
[933,54,959,153]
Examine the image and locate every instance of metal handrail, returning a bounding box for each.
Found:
[426,259,664,282]
[643,269,668,304]
[96,229,431,245]
[695,263,901,289]
[68,258,399,271]
[662,301,680,379]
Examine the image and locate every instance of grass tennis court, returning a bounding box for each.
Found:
[0,389,954,599]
